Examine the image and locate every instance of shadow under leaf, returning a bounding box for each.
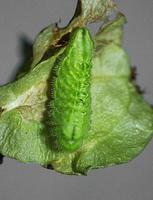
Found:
[0,154,4,165]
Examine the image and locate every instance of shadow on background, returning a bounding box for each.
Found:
[10,34,33,81]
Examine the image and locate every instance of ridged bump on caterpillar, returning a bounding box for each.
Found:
[49,27,94,151]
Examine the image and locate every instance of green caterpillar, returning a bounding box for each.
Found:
[50,27,94,151]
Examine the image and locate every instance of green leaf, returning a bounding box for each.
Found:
[0,1,153,175]
[69,0,116,25]
[95,12,127,46]
[30,0,116,68]
[32,25,54,67]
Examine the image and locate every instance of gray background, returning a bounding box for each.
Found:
[0,0,153,199]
